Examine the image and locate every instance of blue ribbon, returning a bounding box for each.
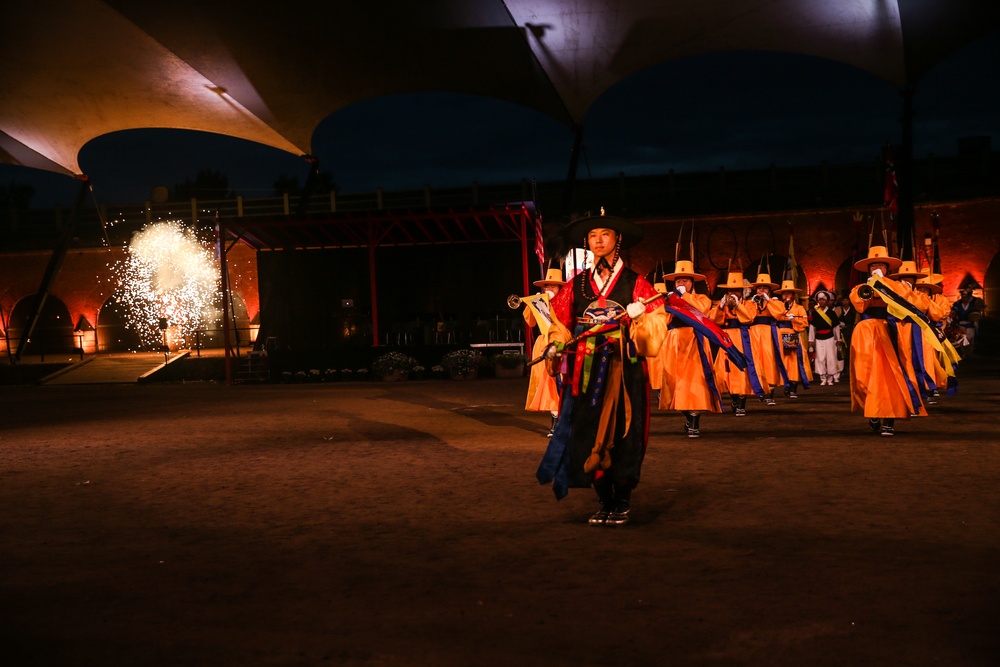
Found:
[536,389,577,499]
[738,326,766,397]
[768,324,791,390]
[909,325,936,396]
[694,330,725,412]
[887,316,923,415]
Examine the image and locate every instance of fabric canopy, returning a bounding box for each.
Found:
[3,0,998,177]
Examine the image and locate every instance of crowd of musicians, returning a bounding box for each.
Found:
[522,213,980,525]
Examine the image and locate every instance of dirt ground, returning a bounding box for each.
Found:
[2,356,999,666]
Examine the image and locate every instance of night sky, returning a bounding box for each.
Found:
[4,31,999,209]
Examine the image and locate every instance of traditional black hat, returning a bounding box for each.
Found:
[562,213,643,249]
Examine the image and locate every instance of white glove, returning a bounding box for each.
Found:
[785,313,794,320]
[626,301,646,320]
[544,290,555,298]
[542,343,560,360]
[872,268,884,278]
[674,285,686,295]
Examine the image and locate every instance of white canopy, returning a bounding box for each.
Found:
[2,0,998,176]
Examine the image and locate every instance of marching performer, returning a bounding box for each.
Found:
[658,260,721,437]
[808,290,841,385]
[849,246,928,437]
[887,260,935,406]
[915,269,960,399]
[536,213,667,526]
[523,267,567,436]
[747,270,789,405]
[711,271,763,417]
[773,280,811,398]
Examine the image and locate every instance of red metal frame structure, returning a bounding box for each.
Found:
[214,203,539,384]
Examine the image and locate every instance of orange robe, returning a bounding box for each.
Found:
[849,278,928,419]
[747,297,789,389]
[711,299,756,396]
[658,292,721,412]
[523,306,560,412]
[776,301,812,383]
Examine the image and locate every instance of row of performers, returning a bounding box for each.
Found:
[524,216,961,525]
[525,246,960,442]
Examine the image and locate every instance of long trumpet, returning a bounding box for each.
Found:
[858,284,875,300]
[507,294,524,309]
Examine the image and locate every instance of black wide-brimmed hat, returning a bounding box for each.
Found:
[562,214,643,249]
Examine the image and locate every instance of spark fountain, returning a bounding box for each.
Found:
[112,221,221,350]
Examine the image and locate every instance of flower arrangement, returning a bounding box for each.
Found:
[440,348,485,376]
[372,351,419,377]
[492,352,529,368]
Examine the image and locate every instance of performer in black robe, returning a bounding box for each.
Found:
[536,214,666,526]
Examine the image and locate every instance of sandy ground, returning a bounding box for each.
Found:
[2,357,999,666]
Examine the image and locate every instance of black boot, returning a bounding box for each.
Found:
[786,382,798,399]
[547,414,557,438]
[606,484,632,526]
[765,390,776,406]
[735,396,747,417]
[589,477,615,525]
[684,411,700,438]
[881,418,895,437]
[868,417,881,433]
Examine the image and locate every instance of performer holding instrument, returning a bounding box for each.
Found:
[711,271,763,417]
[773,279,811,398]
[535,213,667,526]
[657,259,721,438]
[747,268,790,406]
[849,245,928,437]
[518,267,568,436]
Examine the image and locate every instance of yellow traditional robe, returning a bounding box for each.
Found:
[711,299,755,396]
[658,292,721,412]
[748,297,788,389]
[777,301,812,383]
[849,277,929,419]
[523,307,560,412]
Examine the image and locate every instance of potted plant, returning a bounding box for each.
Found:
[371,351,418,381]
[440,348,485,380]
[492,351,528,378]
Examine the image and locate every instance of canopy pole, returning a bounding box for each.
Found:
[521,208,533,353]
[216,222,234,384]
[14,176,90,363]
[897,85,915,261]
[561,125,584,213]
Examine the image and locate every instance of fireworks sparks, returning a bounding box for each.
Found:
[112,221,221,349]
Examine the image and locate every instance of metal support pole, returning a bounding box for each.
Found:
[216,222,233,384]
[521,208,534,353]
[14,177,90,363]
[369,227,380,347]
[897,85,915,261]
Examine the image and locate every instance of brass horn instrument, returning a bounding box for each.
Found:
[857,284,875,300]
[507,294,524,309]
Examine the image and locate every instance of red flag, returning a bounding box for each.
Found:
[533,212,545,266]
[884,146,898,217]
